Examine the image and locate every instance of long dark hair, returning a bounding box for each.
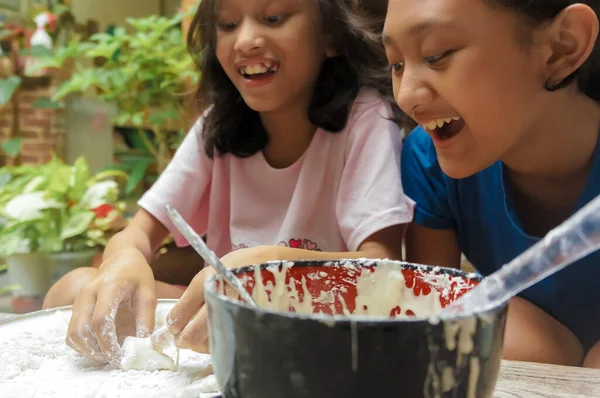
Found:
[486,0,600,100]
[187,0,404,158]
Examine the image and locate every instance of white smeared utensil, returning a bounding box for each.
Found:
[150,205,257,364]
[165,204,258,307]
[441,193,600,317]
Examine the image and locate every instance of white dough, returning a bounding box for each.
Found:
[170,375,221,398]
[120,336,176,371]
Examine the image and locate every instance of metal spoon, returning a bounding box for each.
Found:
[165,204,258,307]
[441,193,600,317]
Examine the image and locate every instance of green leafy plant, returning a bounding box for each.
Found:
[0,155,128,258]
[0,263,19,294]
[0,75,21,105]
[34,11,201,193]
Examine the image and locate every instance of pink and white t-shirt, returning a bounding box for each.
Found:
[138,88,415,258]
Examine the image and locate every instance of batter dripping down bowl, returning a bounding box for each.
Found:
[205,259,508,398]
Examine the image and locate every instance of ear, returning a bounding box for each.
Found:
[542,4,599,85]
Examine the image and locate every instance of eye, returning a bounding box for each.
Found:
[264,15,285,25]
[217,21,238,31]
[389,62,405,74]
[424,50,454,65]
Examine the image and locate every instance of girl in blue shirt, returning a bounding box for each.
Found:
[384,0,600,367]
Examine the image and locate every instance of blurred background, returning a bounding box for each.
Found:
[0,0,474,316]
[0,0,204,315]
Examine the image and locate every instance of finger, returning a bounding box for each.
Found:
[134,287,157,337]
[151,324,173,348]
[66,330,105,363]
[176,305,209,352]
[167,269,213,335]
[67,286,106,363]
[92,287,127,366]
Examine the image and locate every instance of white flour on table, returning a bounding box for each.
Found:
[0,310,220,398]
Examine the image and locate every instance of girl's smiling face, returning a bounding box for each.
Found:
[215,0,331,115]
[383,0,559,178]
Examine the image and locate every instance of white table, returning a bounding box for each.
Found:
[0,310,597,396]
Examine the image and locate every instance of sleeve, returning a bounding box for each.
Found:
[336,98,416,251]
[401,127,455,230]
[137,116,213,247]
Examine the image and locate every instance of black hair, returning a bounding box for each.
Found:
[187,0,404,158]
[486,0,600,100]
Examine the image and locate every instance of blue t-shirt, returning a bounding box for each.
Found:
[402,127,600,350]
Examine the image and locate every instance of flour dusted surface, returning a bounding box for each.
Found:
[0,310,220,398]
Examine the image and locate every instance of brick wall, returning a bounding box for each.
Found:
[0,78,66,166]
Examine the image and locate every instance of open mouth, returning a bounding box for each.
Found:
[422,117,465,141]
[238,62,280,81]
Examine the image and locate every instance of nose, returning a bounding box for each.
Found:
[234,20,266,54]
[393,66,435,116]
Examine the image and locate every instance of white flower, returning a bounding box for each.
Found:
[87,229,104,239]
[4,192,63,221]
[23,176,46,193]
[81,180,118,209]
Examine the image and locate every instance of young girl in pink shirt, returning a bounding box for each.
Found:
[44,0,415,365]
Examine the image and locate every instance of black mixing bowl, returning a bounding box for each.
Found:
[205,259,508,398]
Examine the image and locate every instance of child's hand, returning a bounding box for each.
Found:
[66,249,158,366]
[163,246,281,353]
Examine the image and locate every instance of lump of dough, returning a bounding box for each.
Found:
[120,336,176,371]
[175,375,220,398]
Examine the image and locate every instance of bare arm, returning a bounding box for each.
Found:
[220,224,407,267]
[101,208,170,266]
[166,223,407,353]
[279,223,406,260]
[404,223,462,268]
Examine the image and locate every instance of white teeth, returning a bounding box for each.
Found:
[240,63,276,76]
[422,117,461,131]
[425,121,438,130]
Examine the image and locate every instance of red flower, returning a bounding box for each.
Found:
[93,204,114,218]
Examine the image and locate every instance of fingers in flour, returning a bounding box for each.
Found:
[133,286,157,338]
[67,329,105,363]
[166,269,212,336]
[92,287,126,366]
[176,305,210,352]
[68,285,106,363]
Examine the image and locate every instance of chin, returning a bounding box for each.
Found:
[241,96,284,114]
[438,157,480,180]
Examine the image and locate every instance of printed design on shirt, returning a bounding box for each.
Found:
[231,239,322,252]
[231,243,249,251]
[278,238,322,252]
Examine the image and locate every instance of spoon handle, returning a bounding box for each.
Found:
[166,205,258,307]
[443,193,600,314]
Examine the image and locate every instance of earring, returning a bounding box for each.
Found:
[544,70,579,92]
[544,79,561,91]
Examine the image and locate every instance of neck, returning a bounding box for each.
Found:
[260,104,316,169]
[503,90,600,180]
[501,90,600,236]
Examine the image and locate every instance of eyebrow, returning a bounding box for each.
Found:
[382,19,459,46]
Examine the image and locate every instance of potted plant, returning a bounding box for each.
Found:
[33,10,201,195]
[0,3,93,167]
[0,155,126,311]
